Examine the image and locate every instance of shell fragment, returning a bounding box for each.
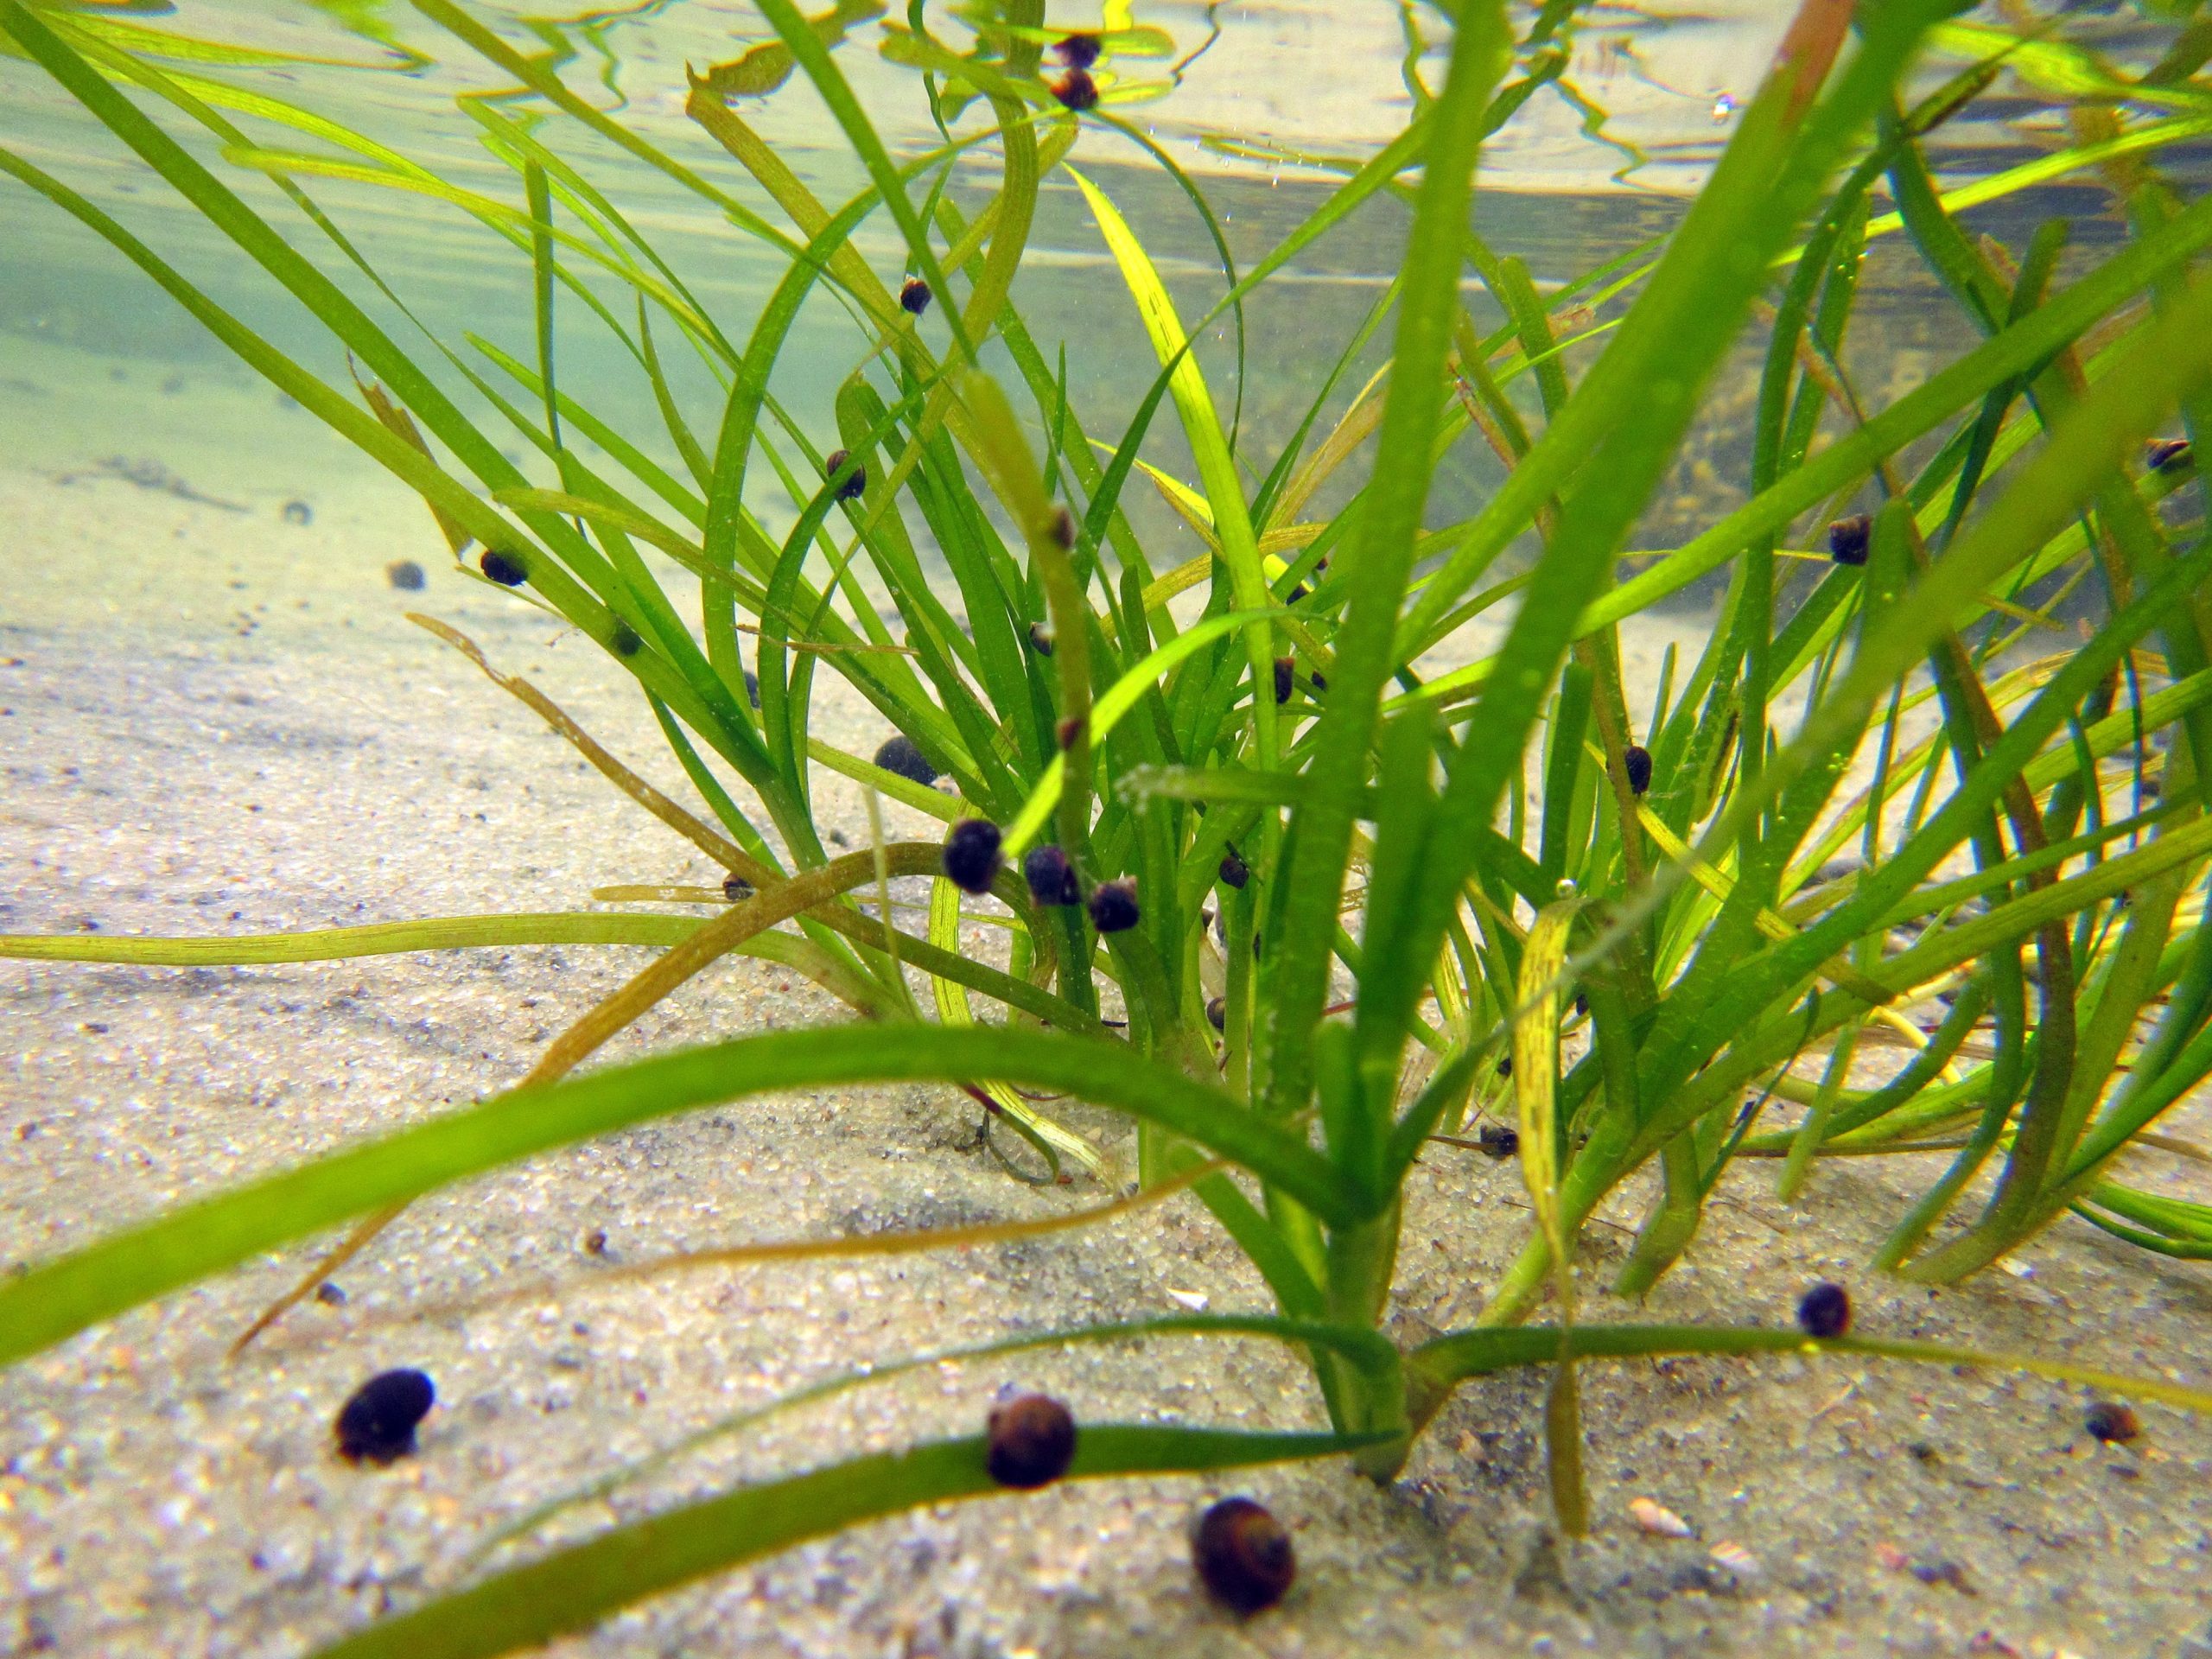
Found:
[1709,1541,1761,1578]
[1629,1497,1694,1538]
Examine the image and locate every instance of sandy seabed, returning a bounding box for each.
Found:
[3,335,2210,1659]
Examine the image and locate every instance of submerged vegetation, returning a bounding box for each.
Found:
[7,0,2212,1649]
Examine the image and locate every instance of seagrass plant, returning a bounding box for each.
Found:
[8,0,2212,1650]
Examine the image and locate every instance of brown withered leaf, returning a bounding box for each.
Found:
[350,364,472,555]
[688,0,883,101]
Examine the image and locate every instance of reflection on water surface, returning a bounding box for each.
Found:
[2,2,2206,583]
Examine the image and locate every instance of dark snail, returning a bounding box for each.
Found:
[334,1369,435,1465]
[942,819,1004,895]
[1796,1281,1851,1339]
[1192,1497,1295,1614]
[985,1393,1077,1487]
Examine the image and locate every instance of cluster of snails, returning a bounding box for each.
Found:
[325,1275,2145,1622]
[936,817,1143,938]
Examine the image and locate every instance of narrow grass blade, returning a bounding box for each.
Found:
[1001,608,1269,853]
[0,915,702,963]
[1409,1324,2212,1417]
[927,875,1109,1181]
[0,1024,1355,1367]
[477,1306,1384,1566]
[1261,1,1513,1122]
[1068,164,1279,772]
[314,1425,1382,1659]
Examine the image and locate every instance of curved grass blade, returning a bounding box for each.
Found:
[0,144,533,575]
[0,136,765,794]
[0,914,701,963]
[1259,2,1513,1122]
[1096,108,1249,447]
[927,875,1109,1181]
[753,0,970,361]
[1068,163,1279,774]
[1001,607,1271,854]
[472,1308,1386,1568]
[63,10,410,70]
[1408,1323,2212,1422]
[1514,897,1588,1534]
[1558,190,2212,651]
[0,1024,1354,1367]
[0,0,604,582]
[407,0,807,262]
[312,1424,1382,1659]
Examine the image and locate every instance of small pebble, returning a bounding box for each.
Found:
[479,549,527,587]
[1796,1280,1851,1338]
[280,499,313,526]
[984,1393,1076,1488]
[1193,1497,1295,1615]
[899,276,932,316]
[1827,513,1871,567]
[874,734,938,787]
[943,819,1004,894]
[1024,844,1080,906]
[2084,1401,2139,1444]
[334,1369,435,1465]
[1052,67,1098,111]
[1910,1558,1974,1593]
[1623,744,1653,796]
[1707,1541,1760,1579]
[1087,877,1140,933]
[385,559,425,591]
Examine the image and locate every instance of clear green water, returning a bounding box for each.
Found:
[0,2,2201,564]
